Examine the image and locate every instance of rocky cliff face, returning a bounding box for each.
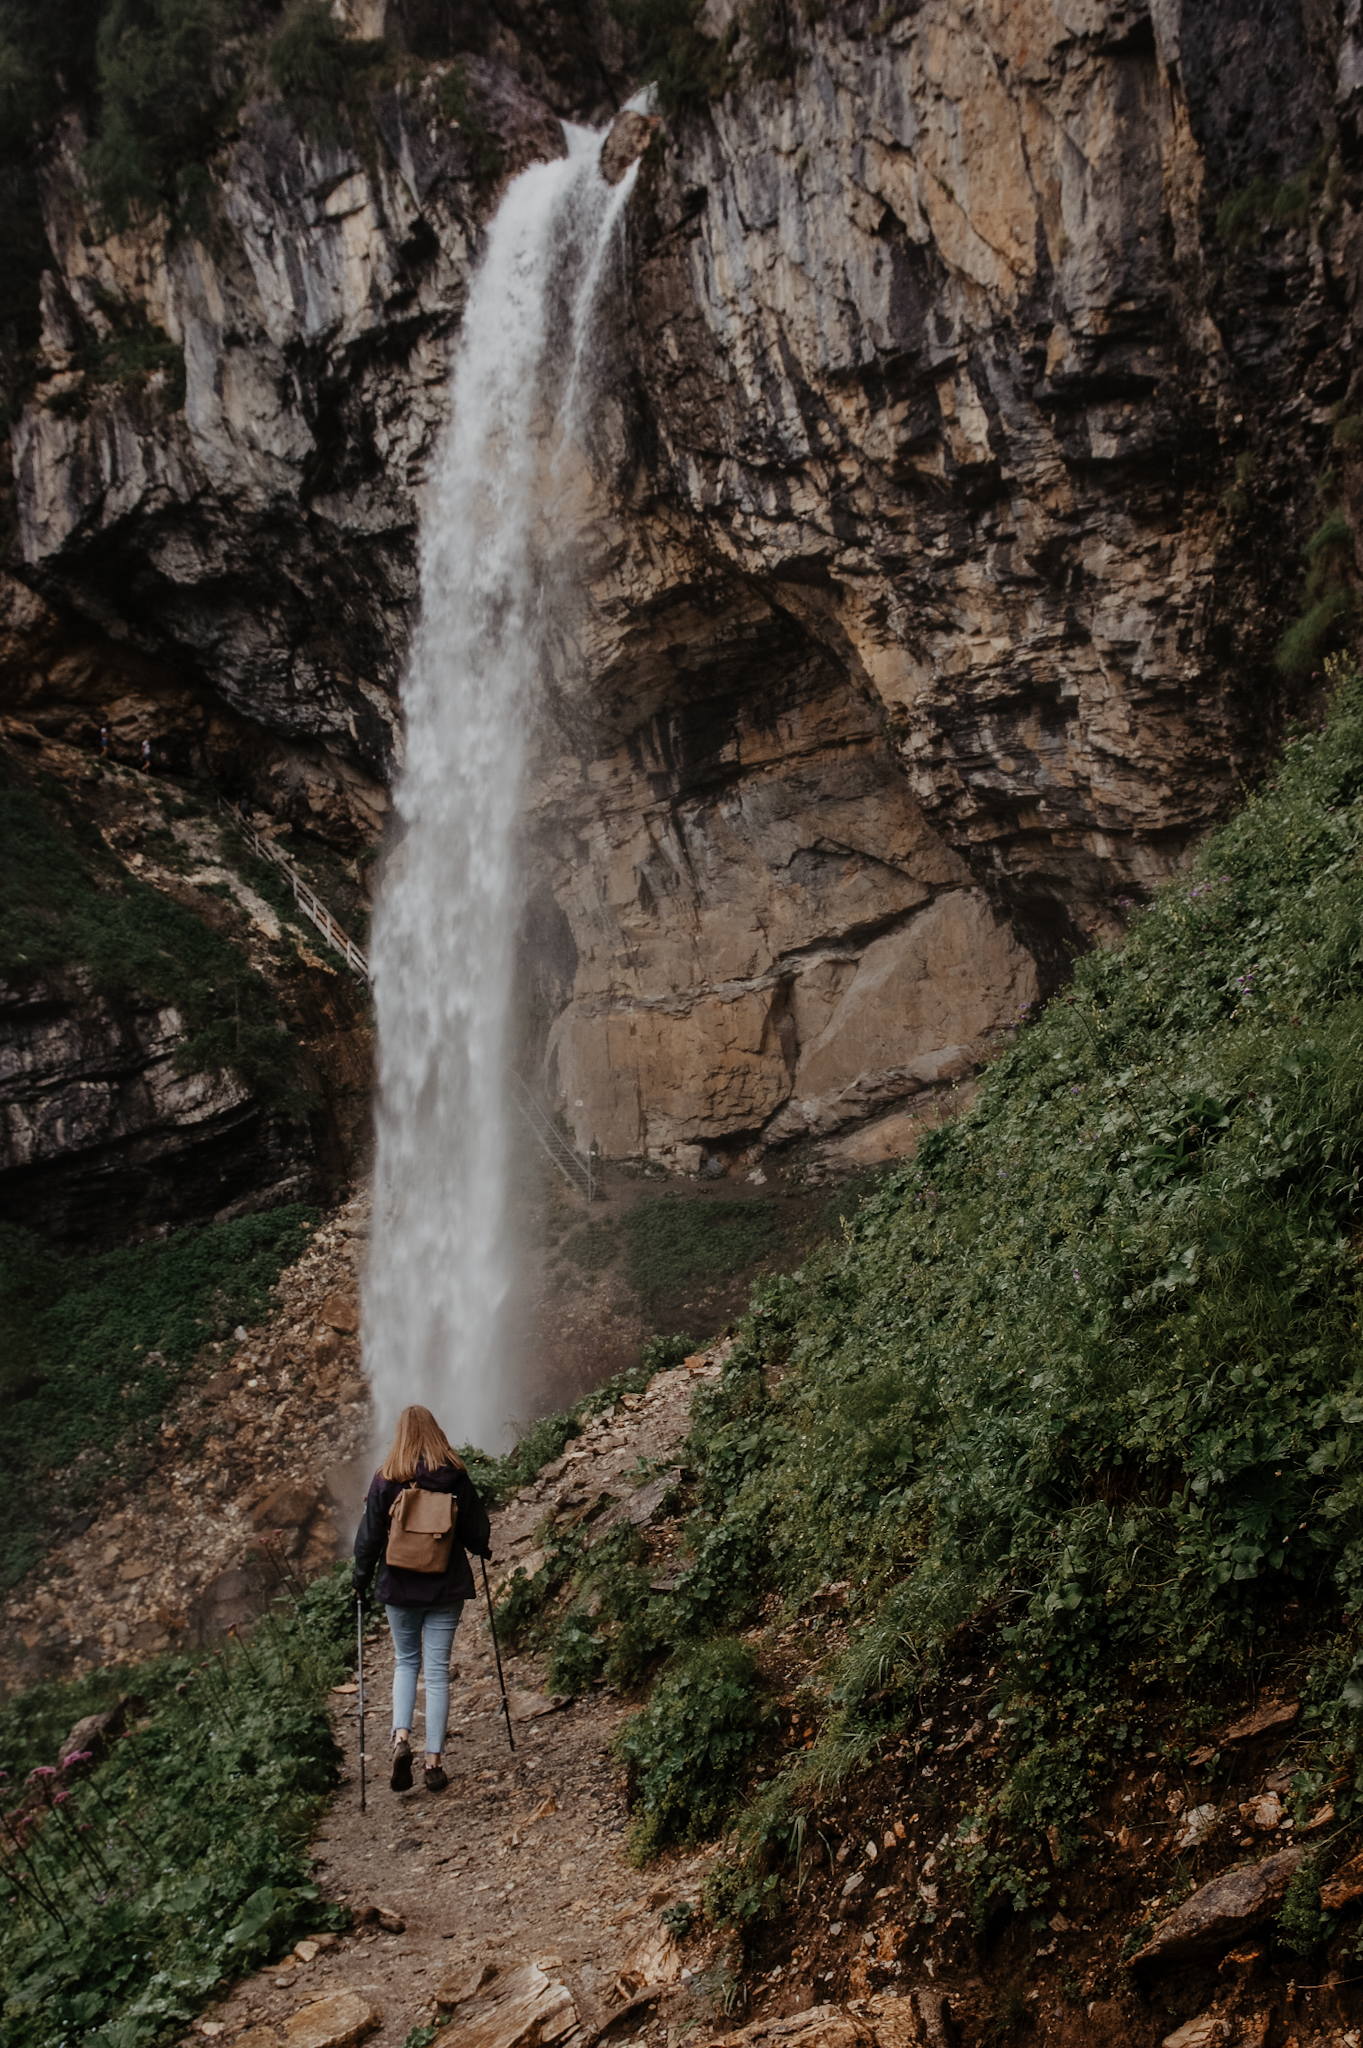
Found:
[7,0,1363,1174]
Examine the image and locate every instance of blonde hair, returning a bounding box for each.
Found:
[379,1405,466,1483]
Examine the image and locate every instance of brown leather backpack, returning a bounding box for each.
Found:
[385,1485,457,1573]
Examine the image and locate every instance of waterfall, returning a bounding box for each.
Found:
[363,125,635,1455]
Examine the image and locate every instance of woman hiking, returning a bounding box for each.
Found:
[352,1404,492,1793]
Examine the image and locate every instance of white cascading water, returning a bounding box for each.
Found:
[363,125,636,1453]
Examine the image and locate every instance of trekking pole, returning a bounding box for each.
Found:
[356,1595,367,1814]
[480,1557,516,1754]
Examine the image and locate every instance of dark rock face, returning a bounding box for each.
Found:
[0,970,309,1245]
[8,0,1363,1167]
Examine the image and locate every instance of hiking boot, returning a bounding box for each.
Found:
[424,1762,449,1793]
[390,1737,413,1793]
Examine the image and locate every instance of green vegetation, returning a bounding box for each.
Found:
[560,1196,780,1307]
[0,1564,355,2047]
[45,292,186,414]
[511,668,1363,1914]
[609,0,739,112]
[436,61,502,181]
[615,1637,771,1859]
[0,1205,316,1582]
[85,0,251,233]
[266,0,395,148]
[1220,447,1256,519]
[1276,509,1356,678]
[0,769,313,1114]
[1214,149,1333,246]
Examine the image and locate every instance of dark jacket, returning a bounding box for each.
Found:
[352,1460,491,1609]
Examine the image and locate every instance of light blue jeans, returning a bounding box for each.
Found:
[386,1603,464,1756]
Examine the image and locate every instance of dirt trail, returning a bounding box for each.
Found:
[184,1362,727,2048]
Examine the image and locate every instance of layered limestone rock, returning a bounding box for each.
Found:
[8,0,1363,1168]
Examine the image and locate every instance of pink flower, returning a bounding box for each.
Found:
[62,1751,93,1768]
[28,1767,56,1782]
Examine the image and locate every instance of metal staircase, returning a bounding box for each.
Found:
[221,801,372,984]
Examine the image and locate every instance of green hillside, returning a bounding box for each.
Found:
[535,662,1363,1919]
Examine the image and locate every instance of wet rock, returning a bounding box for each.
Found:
[600,109,659,185]
[282,1993,379,2048]
[1129,1848,1306,1970]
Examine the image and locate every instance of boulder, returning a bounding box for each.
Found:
[1162,2018,1231,2048]
[1319,1850,1363,1911]
[695,1989,954,2048]
[600,109,661,185]
[252,1480,320,1533]
[433,1962,577,2048]
[1222,1700,1299,1744]
[320,1290,360,1333]
[283,1994,379,2048]
[58,1704,125,1769]
[1129,1849,1305,1970]
[593,1469,681,1537]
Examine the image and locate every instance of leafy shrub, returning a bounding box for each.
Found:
[0,1205,316,1582]
[0,1564,355,2047]
[1276,588,1354,679]
[615,1636,770,1856]
[639,1330,700,1372]
[546,1605,609,1693]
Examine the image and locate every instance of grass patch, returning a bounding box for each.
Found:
[621,1196,781,1307]
[596,664,1363,1911]
[0,1564,355,2046]
[0,1205,316,1584]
